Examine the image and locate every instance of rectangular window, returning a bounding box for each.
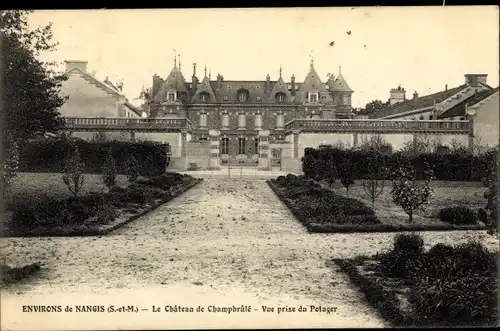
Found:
[239,93,247,102]
[221,114,229,128]
[223,95,229,101]
[238,138,246,155]
[238,113,246,128]
[256,96,262,101]
[167,92,176,102]
[276,114,285,128]
[254,114,262,129]
[220,137,229,155]
[308,93,318,103]
[199,113,207,128]
[201,94,207,102]
[254,138,260,155]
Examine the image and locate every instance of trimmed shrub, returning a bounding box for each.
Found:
[379,233,425,278]
[439,206,477,225]
[18,138,169,175]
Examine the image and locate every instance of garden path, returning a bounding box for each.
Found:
[2,179,497,330]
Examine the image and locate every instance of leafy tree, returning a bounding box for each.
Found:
[62,146,85,197]
[1,10,67,187]
[337,153,356,196]
[362,153,387,211]
[391,161,434,223]
[357,100,389,116]
[101,148,117,191]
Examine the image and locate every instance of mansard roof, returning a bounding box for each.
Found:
[369,84,469,119]
[438,86,499,119]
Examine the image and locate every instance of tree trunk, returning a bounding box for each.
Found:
[408,211,413,224]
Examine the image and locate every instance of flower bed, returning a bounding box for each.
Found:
[268,174,380,232]
[3,173,202,237]
[268,174,488,233]
[333,234,498,327]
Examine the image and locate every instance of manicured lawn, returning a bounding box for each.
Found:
[2,172,202,237]
[268,175,488,233]
[3,172,130,211]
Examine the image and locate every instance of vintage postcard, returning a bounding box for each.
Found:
[1,6,499,330]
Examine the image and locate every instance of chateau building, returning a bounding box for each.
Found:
[144,57,354,162]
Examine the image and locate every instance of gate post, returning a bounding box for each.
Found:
[258,130,271,170]
[209,129,221,170]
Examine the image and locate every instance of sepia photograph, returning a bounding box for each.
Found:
[1,6,499,329]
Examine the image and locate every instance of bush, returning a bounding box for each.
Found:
[9,193,108,230]
[379,233,424,278]
[407,242,498,326]
[109,184,164,205]
[439,206,477,225]
[18,138,169,175]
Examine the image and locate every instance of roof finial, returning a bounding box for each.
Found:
[209,70,211,80]
[178,54,181,71]
[279,65,282,78]
[339,65,342,74]
[310,49,314,69]
[173,49,177,68]
[204,65,207,77]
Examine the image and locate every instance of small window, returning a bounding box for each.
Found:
[223,95,229,101]
[256,96,262,101]
[308,92,318,103]
[429,115,434,120]
[276,92,285,103]
[238,137,246,155]
[167,92,176,102]
[254,138,260,155]
[220,137,230,155]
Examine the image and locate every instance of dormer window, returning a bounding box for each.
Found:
[200,92,209,102]
[308,92,318,103]
[167,92,176,102]
[237,89,249,103]
[275,92,286,103]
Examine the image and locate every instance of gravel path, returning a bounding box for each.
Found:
[1,179,498,330]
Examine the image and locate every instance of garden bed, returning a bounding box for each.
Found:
[2,173,202,237]
[268,175,488,233]
[332,235,498,327]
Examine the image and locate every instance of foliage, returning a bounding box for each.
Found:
[0,133,20,192]
[1,10,67,143]
[379,233,425,278]
[1,11,67,196]
[361,152,387,210]
[18,138,169,175]
[439,206,477,225]
[62,146,85,197]
[101,148,117,191]
[391,161,433,223]
[125,155,140,183]
[356,99,390,116]
[478,147,499,237]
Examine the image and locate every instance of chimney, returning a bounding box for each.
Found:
[64,60,88,72]
[265,74,271,92]
[91,70,96,77]
[389,85,406,105]
[445,84,448,91]
[216,73,223,90]
[464,74,487,87]
[291,74,296,96]
[413,91,418,99]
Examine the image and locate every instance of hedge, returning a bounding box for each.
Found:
[17,138,169,175]
[302,147,494,182]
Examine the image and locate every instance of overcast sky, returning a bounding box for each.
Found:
[28,6,499,108]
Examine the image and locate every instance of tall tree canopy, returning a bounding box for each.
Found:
[1,10,67,143]
[356,99,390,116]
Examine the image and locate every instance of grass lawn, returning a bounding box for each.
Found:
[3,172,130,211]
[322,179,486,226]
